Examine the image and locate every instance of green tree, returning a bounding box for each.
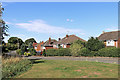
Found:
[86,37,105,51]
[28,42,33,49]
[8,37,24,49]
[70,43,84,56]
[0,4,9,40]
[73,40,86,47]
[20,44,26,55]
[7,43,18,50]
[25,38,36,46]
[2,41,8,53]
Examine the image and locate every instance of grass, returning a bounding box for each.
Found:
[17,60,118,78]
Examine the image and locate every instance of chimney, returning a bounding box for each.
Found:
[58,38,61,41]
[102,31,105,34]
[66,34,69,38]
[49,37,51,44]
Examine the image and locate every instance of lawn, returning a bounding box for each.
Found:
[17,60,118,78]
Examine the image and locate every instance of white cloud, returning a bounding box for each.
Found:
[15,19,84,35]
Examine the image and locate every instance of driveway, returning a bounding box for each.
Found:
[26,56,119,64]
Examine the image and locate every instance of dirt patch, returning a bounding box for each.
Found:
[94,72,101,75]
[74,70,81,72]
[82,76,88,78]
[109,70,113,71]
[89,72,101,75]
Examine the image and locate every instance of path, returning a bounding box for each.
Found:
[25,56,119,64]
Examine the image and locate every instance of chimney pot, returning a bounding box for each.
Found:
[102,31,105,34]
[66,34,69,38]
[58,38,61,41]
[49,37,51,44]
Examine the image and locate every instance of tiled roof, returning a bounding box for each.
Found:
[33,43,37,46]
[98,31,120,41]
[44,39,57,46]
[54,35,86,45]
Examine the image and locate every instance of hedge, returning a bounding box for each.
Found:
[2,57,32,78]
[98,47,120,57]
[46,49,57,56]
[79,48,91,57]
[56,48,71,56]
[45,48,71,56]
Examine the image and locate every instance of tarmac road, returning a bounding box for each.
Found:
[25,56,119,64]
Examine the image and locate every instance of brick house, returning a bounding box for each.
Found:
[33,41,44,52]
[43,37,57,50]
[53,34,86,48]
[33,34,86,52]
[98,31,120,48]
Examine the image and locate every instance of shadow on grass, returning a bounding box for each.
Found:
[33,60,45,64]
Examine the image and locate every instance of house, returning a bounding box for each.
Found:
[33,34,86,52]
[33,41,44,52]
[43,37,57,50]
[53,34,86,48]
[98,31,120,48]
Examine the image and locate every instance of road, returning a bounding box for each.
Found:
[25,56,119,64]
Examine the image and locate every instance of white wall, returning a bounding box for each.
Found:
[106,40,115,46]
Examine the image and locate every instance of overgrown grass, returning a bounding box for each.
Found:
[2,57,32,78]
[17,60,118,78]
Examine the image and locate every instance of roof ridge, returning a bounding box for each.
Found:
[103,30,120,34]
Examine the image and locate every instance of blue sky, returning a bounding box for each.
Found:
[2,2,118,43]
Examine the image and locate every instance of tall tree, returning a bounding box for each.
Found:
[25,38,36,46]
[86,37,105,51]
[8,37,24,49]
[0,3,9,41]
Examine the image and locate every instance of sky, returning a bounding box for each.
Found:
[2,2,118,43]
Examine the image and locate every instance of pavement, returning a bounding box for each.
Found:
[25,56,119,64]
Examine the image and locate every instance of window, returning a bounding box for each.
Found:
[106,40,115,46]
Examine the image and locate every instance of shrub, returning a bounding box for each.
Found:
[43,49,46,56]
[24,52,31,56]
[46,49,57,56]
[29,48,36,55]
[73,40,86,47]
[2,57,32,78]
[56,48,71,56]
[98,47,120,57]
[70,43,84,57]
[16,49,22,55]
[79,48,90,57]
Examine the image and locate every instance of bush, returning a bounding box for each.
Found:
[46,49,57,56]
[70,43,84,57]
[98,47,120,57]
[2,57,32,78]
[29,48,36,56]
[16,49,22,55]
[79,48,90,57]
[56,48,71,56]
[24,52,31,56]
[43,49,46,56]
